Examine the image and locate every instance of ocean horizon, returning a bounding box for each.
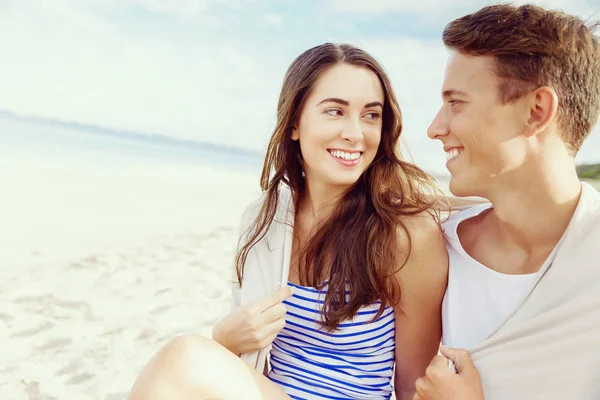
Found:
[0,110,456,184]
[0,110,264,173]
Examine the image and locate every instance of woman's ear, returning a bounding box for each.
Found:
[291,124,299,141]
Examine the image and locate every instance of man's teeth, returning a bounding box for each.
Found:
[330,150,361,161]
[446,148,463,161]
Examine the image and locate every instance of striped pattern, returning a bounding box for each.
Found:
[267,282,395,400]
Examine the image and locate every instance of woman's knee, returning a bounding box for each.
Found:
[130,334,224,399]
[153,334,225,380]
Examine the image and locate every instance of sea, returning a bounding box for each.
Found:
[0,111,264,172]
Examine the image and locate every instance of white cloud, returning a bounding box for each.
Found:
[330,0,477,15]
[330,0,598,19]
[0,0,597,175]
[114,0,258,18]
[36,0,209,20]
[0,0,285,151]
[265,13,284,27]
[511,0,598,18]
[118,0,212,18]
[68,0,255,19]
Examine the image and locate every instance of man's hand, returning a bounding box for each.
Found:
[413,346,485,400]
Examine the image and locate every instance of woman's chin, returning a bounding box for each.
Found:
[326,175,362,189]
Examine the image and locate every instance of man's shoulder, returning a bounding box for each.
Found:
[442,203,492,230]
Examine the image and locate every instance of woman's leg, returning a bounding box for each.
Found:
[128,335,290,400]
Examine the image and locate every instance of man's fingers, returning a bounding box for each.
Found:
[440,346,478,378]
[412,393,424,400]
[248,285,294,313]
[414,376,432,397]
[424,355,452,383]
[428,355,449,370]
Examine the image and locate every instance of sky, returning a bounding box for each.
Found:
[0,0,598,174]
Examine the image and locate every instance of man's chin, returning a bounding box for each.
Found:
[448,176,478,198]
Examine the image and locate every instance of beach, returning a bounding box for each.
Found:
[0,117,452,399]
[0,157,261,399]
[1,121,593,399]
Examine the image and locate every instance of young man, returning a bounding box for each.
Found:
[414,4,600,400]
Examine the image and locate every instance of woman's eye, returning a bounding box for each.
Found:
[325,109,342,117]
[364,112,381,120]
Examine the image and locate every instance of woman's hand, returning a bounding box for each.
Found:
[212,285,294,356]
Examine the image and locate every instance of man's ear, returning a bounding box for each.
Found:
[523,86,559,138]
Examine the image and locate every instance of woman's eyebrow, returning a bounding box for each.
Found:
[364,101,383,108]
[317,97,350,106]
[317,98,383,108]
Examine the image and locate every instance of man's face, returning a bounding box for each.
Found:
[428,52,531,197]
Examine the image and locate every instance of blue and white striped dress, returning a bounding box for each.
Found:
[267,282,396,400]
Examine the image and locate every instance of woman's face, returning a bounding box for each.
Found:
[292,63,384,191]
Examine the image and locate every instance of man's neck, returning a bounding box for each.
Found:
[485,163,582,252]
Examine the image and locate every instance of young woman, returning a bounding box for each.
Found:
[129,43,448,400]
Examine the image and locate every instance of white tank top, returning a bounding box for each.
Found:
[441,204,555,350]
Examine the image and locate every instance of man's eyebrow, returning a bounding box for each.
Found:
[317,97,350,106]
[442,89,469,99]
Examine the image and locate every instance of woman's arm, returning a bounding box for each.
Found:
[213,199,291,358]
[393,214,449,400]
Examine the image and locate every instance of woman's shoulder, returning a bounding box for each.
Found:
[395,212,448,286]
[240,196,264,225]
[397,211,443,246]
[237,184,293,239]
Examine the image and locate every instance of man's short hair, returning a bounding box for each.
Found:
[443,4,600,154]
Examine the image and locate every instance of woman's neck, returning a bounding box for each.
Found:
[297,179,347,225]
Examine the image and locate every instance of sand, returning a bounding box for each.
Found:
[0,155,456,399]
[0,159,261,399]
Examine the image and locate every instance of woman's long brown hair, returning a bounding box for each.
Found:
[235,43,441,331]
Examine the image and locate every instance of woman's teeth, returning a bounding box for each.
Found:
[329,150,361,161]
